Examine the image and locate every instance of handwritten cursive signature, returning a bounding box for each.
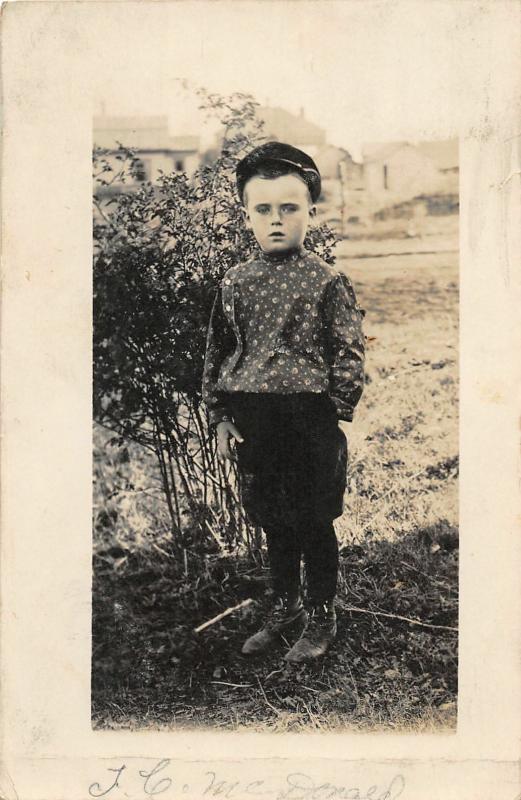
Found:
[89,759,406,800]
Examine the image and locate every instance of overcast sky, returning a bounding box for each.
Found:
[92,2,500,160]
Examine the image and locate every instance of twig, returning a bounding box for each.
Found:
[152,543,175,560]
[400,560,459,595]
[345,662,360,704]
[337,600,458,633]
[211,681,253,689]
[204,519,225,551]
[112,487,163,497]
[256,676,280,715]
[302,698,322,729]
[190,459,224,489]
[194,598,254,633]
[265,667,285,681]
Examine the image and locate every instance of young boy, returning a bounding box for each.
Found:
[202,142,365,663]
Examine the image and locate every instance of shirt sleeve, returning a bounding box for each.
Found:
[201,285,235,427]
[323,273,366,422]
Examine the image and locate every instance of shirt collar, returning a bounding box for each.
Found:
[255,245,307,265]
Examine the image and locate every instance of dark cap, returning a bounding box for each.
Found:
[236,141,321,204]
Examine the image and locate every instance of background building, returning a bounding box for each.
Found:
[93,110,458,237]
[93,115,201,189]
[256,106,326,153]
[361,140,458,204]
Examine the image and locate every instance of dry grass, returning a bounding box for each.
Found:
[336,248,458,546]
[92,234,459,732]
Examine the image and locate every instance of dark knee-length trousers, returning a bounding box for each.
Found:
[228,392,348,602]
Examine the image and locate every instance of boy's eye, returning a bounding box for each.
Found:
[255,205,270,214]
[281,204,298,213]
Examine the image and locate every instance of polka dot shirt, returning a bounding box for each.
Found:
[202,246,365,426]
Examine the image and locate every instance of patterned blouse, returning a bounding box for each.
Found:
[202,245,365,426]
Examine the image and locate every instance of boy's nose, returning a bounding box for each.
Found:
[270,209,282,224]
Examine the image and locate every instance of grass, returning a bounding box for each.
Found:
[335,248,458,546]
[92,233,459,732]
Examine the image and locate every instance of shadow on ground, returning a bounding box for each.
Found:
[92,521,458,732]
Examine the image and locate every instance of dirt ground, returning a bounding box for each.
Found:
[92,231,459,732]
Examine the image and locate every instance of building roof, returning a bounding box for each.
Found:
[93,115,199,152]
[362,139,459,170]
[313,143,357,178]
[257,106,326,147]
[315,143,354,161]
[361,142,410,163]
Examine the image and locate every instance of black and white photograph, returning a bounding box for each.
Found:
[92,67,459,734]
[2,2,521,798]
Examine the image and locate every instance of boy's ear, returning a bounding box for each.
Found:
[309,204,317,218]
[242,206,252,229]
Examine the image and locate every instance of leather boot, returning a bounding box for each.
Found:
[284,600,337,663]
[241,594,308,656]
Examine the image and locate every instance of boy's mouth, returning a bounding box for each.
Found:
[269,232,285,239]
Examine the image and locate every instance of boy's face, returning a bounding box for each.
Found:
[243,173,316,254]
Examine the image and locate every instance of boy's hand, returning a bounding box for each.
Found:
[216,420,244,462]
